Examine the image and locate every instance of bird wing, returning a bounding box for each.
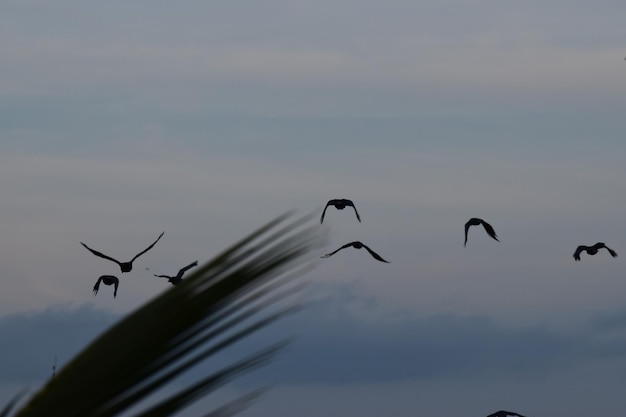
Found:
[573,245,584,261]
[361,243,390,263]
[178,260,199,276]
[349,201,362,222]
[113,277,119,298]
[81,242,122,266]
[129,231,165,263]
[464,221,471,246]
[480,220,499,242]
[605,246,618,258]
[93,276,103,296]
[320,201,332,223]
[321,242,353,258]
[153,274,172,279]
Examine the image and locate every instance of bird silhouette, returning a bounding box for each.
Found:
[464,217,499,247]
[486,411,526,417]
[93,275,119,298]
[81,231,164,273]
[573,242,618,261]
[321,241,389,263]
[154,260,198,285]
[320,199,361,223]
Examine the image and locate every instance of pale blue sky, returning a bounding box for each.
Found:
[1,1,626,416]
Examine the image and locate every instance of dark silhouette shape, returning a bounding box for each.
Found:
[81,231,165,273]
[52,355,57,380]
[464,217,499,247]
[321,241,390,263]
[154,260,198,285]
[486,411,526,417]
[320,199,361,223]
[93,275,119,298]
[573,242,618,261]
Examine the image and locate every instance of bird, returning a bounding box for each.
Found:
[154,260,199,285]
[81,231,165,273]
[321,241,390,263]
[464,217,499,247]
[320,199,361,223]
[573,242,618,261]
[486,411,526,417]
[93,275,119,298]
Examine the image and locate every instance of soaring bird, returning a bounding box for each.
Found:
[320,199,361,223]
[486,411,526,417]
[321,241,390,263]
[93,275,119,298]
[81,232,164,273]
[464,218,499,247]
[154,260,198,285]
[573,242,618,261]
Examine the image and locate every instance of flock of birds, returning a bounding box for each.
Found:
[318,199,618,266]
[77,198,618,417]
[81,198,618,302]
[81,231,199,298]
[320,199,390,263]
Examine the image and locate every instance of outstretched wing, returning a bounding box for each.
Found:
[113,278,119,298]
[129,231,165,263]
[573,245,584,261]
[480,220,499,242]
[153,274,172,279]
[178,260,199,276]
[320,201,332,223]
[321,242,353,258]
[464,221,471,246]
[361,243,390,263]
[81,242,122,266]
[93,276,103,296]
[605,246,618,258]
[348,201,362,222]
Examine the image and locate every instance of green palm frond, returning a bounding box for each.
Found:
[10,212,324,417]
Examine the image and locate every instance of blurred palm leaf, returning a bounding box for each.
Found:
[0,391,26,417]
[9,212,324,417]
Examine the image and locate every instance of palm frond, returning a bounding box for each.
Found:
[11,212,324,417]
[0,391,27,417]
[199,388,267,417]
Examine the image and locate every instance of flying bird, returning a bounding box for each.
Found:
[464,217,499,247]
[93,275,119,298]
[321,241,390,263]
[486,411,526,417]
[320,199,361,223]
[81,231,165,273]
[573,242,618,261]
[154,260,199,285]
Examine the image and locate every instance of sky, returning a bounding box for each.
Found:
[1,1,626,416]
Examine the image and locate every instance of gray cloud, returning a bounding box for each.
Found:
[259,308,593,384]
[0,304,117,383]
[4,298,626,416]
[9,300,626,386]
